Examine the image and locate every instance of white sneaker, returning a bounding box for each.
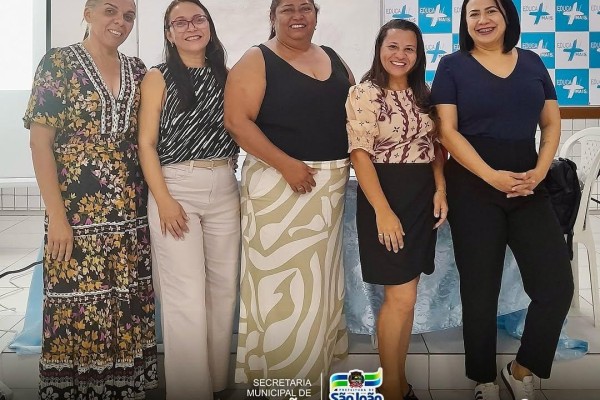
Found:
[474,382,500,400]
[501,361,535,400]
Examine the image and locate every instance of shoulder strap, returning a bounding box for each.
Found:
[321,46,349,79]
[257,44,272,60]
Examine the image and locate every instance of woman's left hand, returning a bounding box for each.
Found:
[507,168,546,198]
[433,191,448,229]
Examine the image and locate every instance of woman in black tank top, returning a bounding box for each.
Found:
[224,0,355,394]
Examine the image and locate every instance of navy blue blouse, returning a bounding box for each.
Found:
[431,48,556,142]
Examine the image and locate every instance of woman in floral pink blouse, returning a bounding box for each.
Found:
[346,19,446,400]
[23,0,157,398]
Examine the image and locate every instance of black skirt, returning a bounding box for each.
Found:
[356,163,437,285]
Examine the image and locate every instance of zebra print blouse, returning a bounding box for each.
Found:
[155,64,238,165]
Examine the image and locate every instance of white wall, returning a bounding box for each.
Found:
[0,0,379,182]
[0,0,47,179]
[0,92,38,179]
[51,0,380,79]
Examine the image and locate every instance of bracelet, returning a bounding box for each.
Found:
[435,189,446,194]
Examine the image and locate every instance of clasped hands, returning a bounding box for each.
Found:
[488,168,545,198]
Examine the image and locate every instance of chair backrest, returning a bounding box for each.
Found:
[559,127,600,233]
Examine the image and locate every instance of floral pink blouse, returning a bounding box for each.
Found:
[346,81,435,164]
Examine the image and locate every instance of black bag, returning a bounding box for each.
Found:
[544,157,582,259]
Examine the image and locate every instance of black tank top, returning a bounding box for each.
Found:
[256,44,351,161]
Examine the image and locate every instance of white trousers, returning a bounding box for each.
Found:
[148,162,240,399]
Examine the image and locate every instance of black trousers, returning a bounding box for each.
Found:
[446,137,574,383]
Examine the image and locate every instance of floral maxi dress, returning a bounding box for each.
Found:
[23,43,158,399]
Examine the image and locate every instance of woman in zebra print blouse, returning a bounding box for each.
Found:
[137,1,240,399]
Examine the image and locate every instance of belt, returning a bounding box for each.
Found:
[183,158,230,170]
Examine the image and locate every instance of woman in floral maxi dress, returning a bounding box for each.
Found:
[23,0,157,398]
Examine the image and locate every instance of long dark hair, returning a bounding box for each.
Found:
[361,19,430,113]
[268,0,320,39]
[163,0,228,112]
[458,0,520,53]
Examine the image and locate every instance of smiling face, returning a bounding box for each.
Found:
[271,0,317,42]
[465,0,507,49]
[166,1,210,56]
[84,0,136,49]
[379,28,418,89]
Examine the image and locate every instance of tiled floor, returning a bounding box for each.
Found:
[0,213,599,399]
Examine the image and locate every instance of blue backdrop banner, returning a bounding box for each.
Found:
[383,0,600,105]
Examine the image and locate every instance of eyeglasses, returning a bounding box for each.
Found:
[169,15,208,32]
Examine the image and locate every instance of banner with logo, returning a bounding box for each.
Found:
[382,0,600,105]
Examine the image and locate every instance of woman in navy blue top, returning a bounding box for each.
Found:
[431,0,573,399]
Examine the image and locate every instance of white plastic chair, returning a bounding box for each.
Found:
[559,127,600,326]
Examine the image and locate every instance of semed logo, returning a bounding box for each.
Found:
[555,33,589,68]
[424,34,451,69]
[521,33,555,68]
[556,1,587,23]
[523,2,553,24]
[390,5,417,22]
[523,39,553,56]
[556,0,589,30]
[421,5,451,26]
[557,75,586,98]
[557,39,587,61]
[555,69,589,105]
[419,0,453,33]
[426,41,448,63]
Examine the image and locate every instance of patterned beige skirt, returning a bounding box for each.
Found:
[235,155,350,395]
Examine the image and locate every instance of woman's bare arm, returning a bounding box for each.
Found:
[30,123,73,261]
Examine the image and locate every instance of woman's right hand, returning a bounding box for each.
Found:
[47,216,73,262]
[279,158,317,194]
[158,196,189,239]
[375,207,405,253]
[486,170,533,195]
